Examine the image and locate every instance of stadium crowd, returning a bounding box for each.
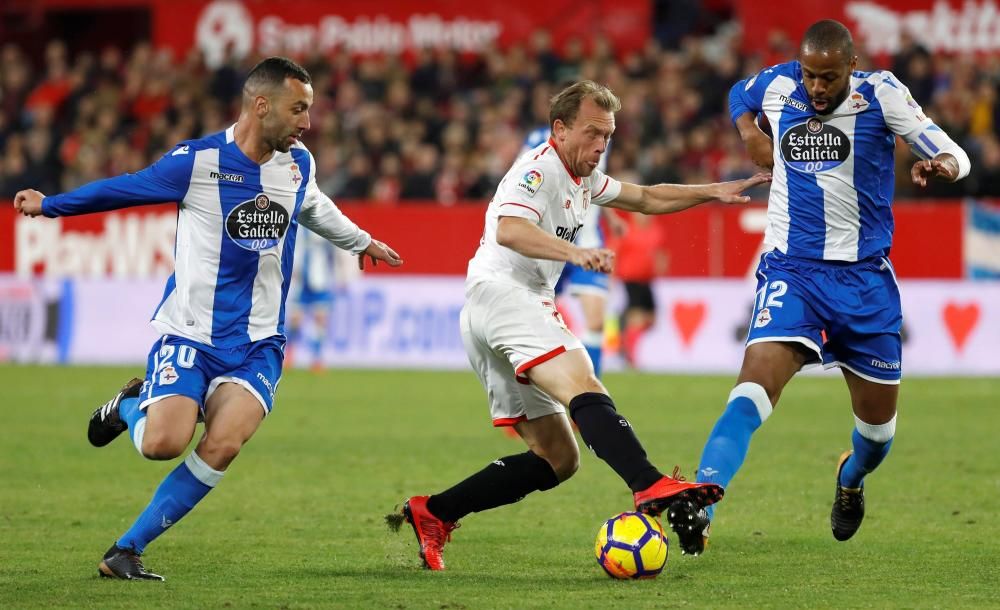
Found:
[2,24,998,202]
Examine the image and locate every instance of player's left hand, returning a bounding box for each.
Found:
[911,156,959,187]
[13,189,45,217]
[359,239,403,270]
[714,172,772,204]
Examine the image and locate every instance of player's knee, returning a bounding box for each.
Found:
[738,365,785,405]
[577,373,605,397]
[141,431,188,460]
[546,443,580,481]
[557,452,580,481]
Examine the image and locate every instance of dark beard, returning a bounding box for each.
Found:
[273,138,291,153]
[815,89,850,115]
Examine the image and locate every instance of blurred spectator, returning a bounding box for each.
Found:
[1,20,997,204]
[611,213,668,366]
[971,135,1000,197]
[400,144,438,200]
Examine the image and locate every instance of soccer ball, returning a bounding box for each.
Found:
[594,512,668,579]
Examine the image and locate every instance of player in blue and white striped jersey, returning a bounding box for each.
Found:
[692,20,970,552]
[13,57,402,580]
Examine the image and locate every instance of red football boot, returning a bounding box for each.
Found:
[402,496,459,571]
[633,468,724,556]
[633,469,724,516]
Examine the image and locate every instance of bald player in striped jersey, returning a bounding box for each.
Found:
[691,20,971,552]
[13,57,402,580]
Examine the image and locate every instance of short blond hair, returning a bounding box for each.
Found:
[549,80,621,129]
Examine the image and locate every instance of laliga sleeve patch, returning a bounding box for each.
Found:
[515,168,544,197]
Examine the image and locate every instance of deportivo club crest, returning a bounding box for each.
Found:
[754,307,772,328]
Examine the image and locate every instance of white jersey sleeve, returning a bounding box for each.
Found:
[492,164,550,224]
[588,166,623,206]
[875,71,971,179]
[297,153,372,254]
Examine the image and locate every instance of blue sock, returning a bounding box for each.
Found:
[696,383,773,520]
[117,396,148,453]
[839,415,896,489]
[582,331,603,378]
[309,336,323,364]
[117,452,223,554]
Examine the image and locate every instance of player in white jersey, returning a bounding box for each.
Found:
[520,126,623,377]
[13,57,402,580]
[692,20,971,553]
[388,80,770,568]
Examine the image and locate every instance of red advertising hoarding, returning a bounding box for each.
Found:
[147,0,651,66]
[4,0,650,65]
[0,200,968,278]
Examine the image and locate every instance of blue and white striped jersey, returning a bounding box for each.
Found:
[521,126,609,248]
[729,61,970,261]
[42,125,371,347]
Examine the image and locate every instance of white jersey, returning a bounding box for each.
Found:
[466,137,622,296]
[521,127,609,248]
[42,125,371,348]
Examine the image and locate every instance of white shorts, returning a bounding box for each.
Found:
[461,282,584,427]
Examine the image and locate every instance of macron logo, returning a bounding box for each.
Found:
[870,359,900,370]
[779,95,809,112]
[210,171,245,183]
[171,145,190,156]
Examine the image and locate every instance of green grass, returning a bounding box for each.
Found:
[0,366,997,609]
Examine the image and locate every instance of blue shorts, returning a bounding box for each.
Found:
[556,263,610,296]
[137,335,285,415]
[746,251,902,384]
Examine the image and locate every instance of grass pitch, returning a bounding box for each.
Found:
[0,366,997,609]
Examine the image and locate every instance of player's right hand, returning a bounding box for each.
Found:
[572,247,615,273]
[745,132,774,170]
[13,189,45,217]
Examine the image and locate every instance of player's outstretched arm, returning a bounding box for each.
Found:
[28,146,194,218]
[496,216,614,272]
[877,71,971,187]
[606,173,771,215]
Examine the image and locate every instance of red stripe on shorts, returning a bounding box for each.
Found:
[492,415,529,427]
[514,345,568,379]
